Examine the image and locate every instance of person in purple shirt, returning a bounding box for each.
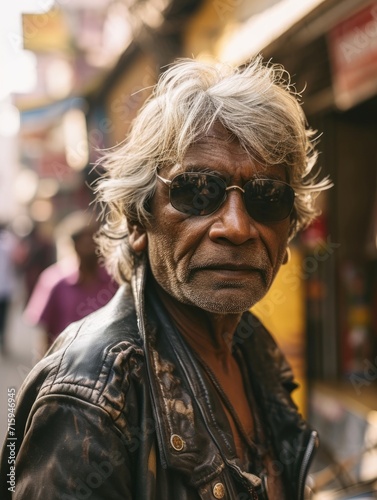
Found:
[24,212,118,350]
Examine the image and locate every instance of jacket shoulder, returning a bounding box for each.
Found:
[19,284,146,431]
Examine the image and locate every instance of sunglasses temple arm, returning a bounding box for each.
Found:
[157,175,172,186]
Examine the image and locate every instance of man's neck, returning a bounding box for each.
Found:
[153,280,242,353]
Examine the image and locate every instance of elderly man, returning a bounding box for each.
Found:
[0,58,331,499]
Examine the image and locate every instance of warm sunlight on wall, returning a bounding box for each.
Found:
[252,246,307,415]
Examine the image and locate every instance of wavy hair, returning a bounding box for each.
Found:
[95,57,332,283]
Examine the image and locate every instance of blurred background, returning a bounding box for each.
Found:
[0,0,377,497]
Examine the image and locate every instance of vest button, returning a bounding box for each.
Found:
[170,434,184,451]
[213,482,225,499]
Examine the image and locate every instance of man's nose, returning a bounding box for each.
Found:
[208,190,259,245]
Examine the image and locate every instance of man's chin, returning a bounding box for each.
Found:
[183,288,264,315]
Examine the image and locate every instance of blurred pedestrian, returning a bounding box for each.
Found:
[23,211,118,351]
[0,222,17,355]
[14,223,56,301]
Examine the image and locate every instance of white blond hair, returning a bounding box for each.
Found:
[95,57,332,282]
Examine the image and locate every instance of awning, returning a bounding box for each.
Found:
[219,0,374,64]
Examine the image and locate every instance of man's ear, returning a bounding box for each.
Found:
[128,221,148,253]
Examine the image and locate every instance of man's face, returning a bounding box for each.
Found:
[145,124,291,314]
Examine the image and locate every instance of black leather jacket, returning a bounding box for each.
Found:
[0,261,318,499]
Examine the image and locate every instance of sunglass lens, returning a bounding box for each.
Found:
[244,179,295,222]
[170,173,226,215]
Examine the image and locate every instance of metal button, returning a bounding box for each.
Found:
[213,482,225,499]
[170,434,184,451]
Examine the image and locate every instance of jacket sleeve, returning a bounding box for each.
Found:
[14,396,133,500]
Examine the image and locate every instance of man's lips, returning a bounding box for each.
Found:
[196,263,261,271]
[198,264,260,271]
[194,264,264,276]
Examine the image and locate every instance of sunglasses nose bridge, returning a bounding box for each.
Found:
[219,185,250,218]
[225,185,246,194]
[224,185,247,210]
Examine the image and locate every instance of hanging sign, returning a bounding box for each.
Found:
[328,2,377,109]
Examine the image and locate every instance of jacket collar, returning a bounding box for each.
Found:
[131,257,230,487]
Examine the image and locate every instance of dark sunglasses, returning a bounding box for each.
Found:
[157,172,295,222]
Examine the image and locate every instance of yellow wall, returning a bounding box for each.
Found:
[252,246,307,414]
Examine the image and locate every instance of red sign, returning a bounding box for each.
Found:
[328,2,377,109]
